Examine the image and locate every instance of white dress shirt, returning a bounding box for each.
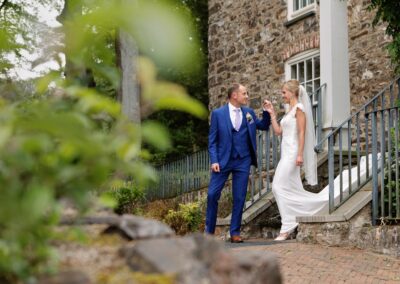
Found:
[228,102,242,130]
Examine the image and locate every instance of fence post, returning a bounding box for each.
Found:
[371,112,378,226]
[328,136,335,213]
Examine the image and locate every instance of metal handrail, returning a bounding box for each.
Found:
[318,77,400,213]
[365,106,399,117]
[315,76,400,153]
[366,106,400,225]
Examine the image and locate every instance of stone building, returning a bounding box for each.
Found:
[208,0,395,131]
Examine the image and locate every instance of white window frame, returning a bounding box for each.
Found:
[287,0,317,21]
[285,49,320,94]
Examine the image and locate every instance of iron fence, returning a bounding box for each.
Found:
[367,106,400,225]
[315,77,400,213]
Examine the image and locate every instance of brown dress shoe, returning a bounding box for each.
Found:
[230,235,244,243]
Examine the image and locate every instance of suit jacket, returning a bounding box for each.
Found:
[208,104,271,170]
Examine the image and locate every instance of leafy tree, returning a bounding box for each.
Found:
[148,0,209,163]
[369,0,400,74]
[0,0,207,282]
[0,0,61,78]
[57,0,210,163]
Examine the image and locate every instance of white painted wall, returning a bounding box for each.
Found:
[320,0,350,130]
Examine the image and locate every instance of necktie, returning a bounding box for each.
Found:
[234,108,241,131]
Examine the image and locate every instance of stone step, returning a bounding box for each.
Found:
[296,181,373,223]
[217,190,275,226]
[217,151,329,226]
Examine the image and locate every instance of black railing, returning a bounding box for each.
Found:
[315,77,400,213]
[366,106,400,225]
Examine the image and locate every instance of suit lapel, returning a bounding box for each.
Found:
[224,104,232,137]
[244,108,256,149]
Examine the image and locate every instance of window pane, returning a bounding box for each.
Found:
[302,0,307,9]
[314,79,320,91]
[310,0,314,4]
[298,62,305,83]
[294,0,299,11]
[306,82,313,94]
[306,59,313,81]
[291,65,297,80]
[314,56,320,78]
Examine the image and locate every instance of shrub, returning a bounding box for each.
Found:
[143,199,178,221]
[164,203,202,235]
[108,183,145,215]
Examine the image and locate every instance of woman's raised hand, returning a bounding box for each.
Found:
[263,100,275,116]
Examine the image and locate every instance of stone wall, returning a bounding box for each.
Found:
[347,0,394,112]
[297,203,400,257]
[215,202,282,240]
[208,0,395,114]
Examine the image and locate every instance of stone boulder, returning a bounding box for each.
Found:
[60,214,174,240]
[121,233,282,284]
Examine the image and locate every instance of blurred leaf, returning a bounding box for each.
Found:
[138,57,157,87]
[126,0,203,75]
[141,121,171,150]
[20,185,53,227]
[36,72,63,94]
[66,86,121,117]
[139,56,207,119]
[99,192,117,209]
[143,81,207,119]
[132,162,158,186]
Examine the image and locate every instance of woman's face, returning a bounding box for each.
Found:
[281,86,295,104]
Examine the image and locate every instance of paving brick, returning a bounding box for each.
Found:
[232,242,400,283]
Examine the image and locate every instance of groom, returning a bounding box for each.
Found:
[205,83,271,242]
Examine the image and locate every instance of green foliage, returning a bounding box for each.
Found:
[382,116,400,220]
[148,0,209,164]
[108,183,145,215]
[0,92,149,282]
[164,203,202,235]
[0,0,207,282]
[0,0,61,77]
[369,0,400,74]
[142,199,178,221]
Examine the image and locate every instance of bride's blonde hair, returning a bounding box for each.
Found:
[283,80,300,98]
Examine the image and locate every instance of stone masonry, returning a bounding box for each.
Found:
[297,204,400,257]
[208,0,395,114]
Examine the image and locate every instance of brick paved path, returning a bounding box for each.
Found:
[231,241,400,283]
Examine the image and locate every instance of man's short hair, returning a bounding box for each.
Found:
[227,83,241,99]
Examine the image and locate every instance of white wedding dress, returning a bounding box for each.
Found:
[272,103,326,234]
[272,102,376,234]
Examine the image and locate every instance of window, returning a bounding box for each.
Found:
[288,0,316,21]
[294,0,315,12]
[285,50,320,94]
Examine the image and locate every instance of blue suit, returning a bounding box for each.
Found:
[205,104,271,236]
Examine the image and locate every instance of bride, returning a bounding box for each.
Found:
[264,80,322,241]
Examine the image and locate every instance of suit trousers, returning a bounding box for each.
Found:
[205,155,251,236]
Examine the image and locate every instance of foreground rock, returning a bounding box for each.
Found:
[122,233,282,284]
[61,213,175,240]
[50,214,281,283]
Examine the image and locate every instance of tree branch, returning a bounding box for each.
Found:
[0,0,8,11]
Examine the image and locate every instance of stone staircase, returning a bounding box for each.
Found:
[215,152,377,242]
[216,151,329,239]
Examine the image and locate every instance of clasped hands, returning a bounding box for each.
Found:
[263,99,276,119]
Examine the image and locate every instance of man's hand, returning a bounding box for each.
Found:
[211,163,220,173]
[263,100,275,116]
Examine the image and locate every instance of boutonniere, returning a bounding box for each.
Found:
[246,112,253,123]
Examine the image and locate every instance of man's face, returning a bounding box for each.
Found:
[233,85,249,106]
